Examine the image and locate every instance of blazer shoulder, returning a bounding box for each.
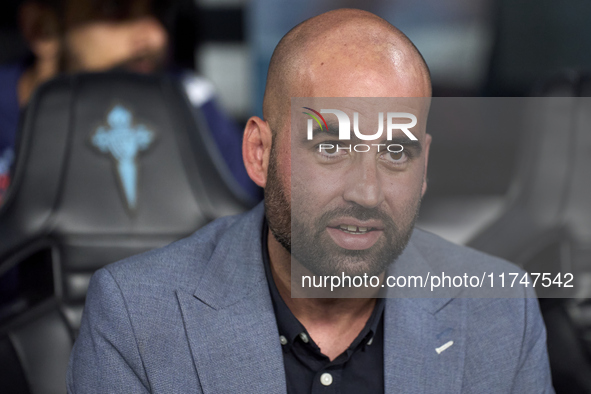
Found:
[103,213,242,289]
[411,227,524,275]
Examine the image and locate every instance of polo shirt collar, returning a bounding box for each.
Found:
[261,219,385,350]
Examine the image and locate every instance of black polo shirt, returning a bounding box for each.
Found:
[262,220,385,393]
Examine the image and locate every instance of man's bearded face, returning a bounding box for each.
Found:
[265,139,422,277]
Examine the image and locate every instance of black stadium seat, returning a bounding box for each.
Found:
[468,72,591,393]
[0,72,252,393]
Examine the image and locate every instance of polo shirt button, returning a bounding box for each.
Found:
[299,332,310,343]
[279,335,288,345]
[320,372,333,386]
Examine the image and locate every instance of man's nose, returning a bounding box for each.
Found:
[130,16,167,53]
[342,158,384,209]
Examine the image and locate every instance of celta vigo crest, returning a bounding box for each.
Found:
[92,105,155,211]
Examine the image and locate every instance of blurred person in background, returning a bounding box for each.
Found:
[0,0,260,204]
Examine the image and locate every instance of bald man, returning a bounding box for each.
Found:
[67,9,553,393]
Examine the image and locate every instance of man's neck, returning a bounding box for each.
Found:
[267,230,377,361]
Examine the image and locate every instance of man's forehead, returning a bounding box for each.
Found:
[297,98,427,116]
[264,9,431,134]
[293,42,430,99]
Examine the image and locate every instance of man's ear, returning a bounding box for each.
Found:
[243,116,273,188]
[421,133,432,197]
[19,1,60,61]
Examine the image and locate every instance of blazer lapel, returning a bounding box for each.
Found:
[176,204,287,394]
[384,238,466,394]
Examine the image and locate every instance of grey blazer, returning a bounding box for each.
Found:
[67,203,554,393]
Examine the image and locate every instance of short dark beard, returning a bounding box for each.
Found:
[264,141,422,277]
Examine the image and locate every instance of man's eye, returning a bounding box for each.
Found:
[323,145,338,154]
[389,151,404,161]
[381,150,408,164]
[315,143,348,159]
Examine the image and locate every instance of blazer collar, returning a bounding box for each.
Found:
[192,202,268,310]
[383,232,467,393]
[383,295,467,394]
[386,232,462,314]
[177,202,287,394]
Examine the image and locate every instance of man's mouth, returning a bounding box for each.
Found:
[324,220,385,250]
[336,224,377,234]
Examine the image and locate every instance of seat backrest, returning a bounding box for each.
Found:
[468,73,591,393]
[0,72,251,329]
[469,73,591,268]
[0,72,252,394]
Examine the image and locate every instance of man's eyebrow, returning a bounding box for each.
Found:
[307,122,340,138]
[383,137,423,154]
[299,122,339,143]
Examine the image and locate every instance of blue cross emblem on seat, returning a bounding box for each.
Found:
[92,105,155,211]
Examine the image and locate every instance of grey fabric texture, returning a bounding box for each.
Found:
[67,202,554,393]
